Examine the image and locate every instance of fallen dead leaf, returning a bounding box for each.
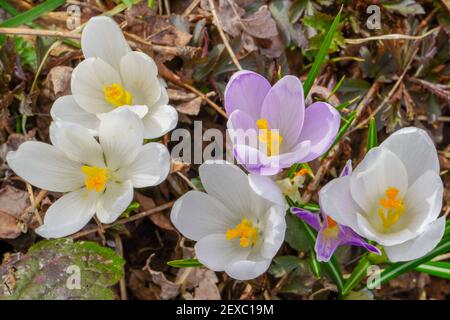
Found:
[145,254,180,300]
[0,186,30,239]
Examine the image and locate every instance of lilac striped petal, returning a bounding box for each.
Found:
[315,229,342,262]
[224,70,271,120]
[297,102,341,162]
[291,207,321,231]
[260,76,305,150]
[228,109,257,131]
[340,225,381,255]
[340,160,353,177]
[233,144,281,176]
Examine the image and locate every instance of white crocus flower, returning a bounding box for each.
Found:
[319,127,445,262]
[170,161,287,280]
[6,109,170,238]
[51,16,178,139]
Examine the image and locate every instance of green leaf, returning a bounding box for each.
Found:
[285,213,311,252]
[309,250,322,278]
[302,6,342,97]
[415,261,450,280]
[269,255,306,278]
[0,0,66,28]
[342,256,371,296]
[367,117,378,151]
[0,239,125,300]
[167,259,203,268]
[342,288,374,300]
[13,37,37,69]
[367,236,450,289]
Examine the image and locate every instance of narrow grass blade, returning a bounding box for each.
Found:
[367,117,378,151]
[367,236,450,289]
[167,259,203,268]
[342,255,371,296]
[303,6,342,97]
[0,0,66,28]
[415,261,450,280]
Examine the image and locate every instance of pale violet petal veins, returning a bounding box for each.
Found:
[297,102,341,162]
[224,70,271,120]
[260,75,305,151]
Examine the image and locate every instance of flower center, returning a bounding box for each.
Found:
[377,187,405,229]
[323,215,339,238]
[81,165,109,192]
[226,218,259,248]
[256,118,283,156]
[103,83,132,107]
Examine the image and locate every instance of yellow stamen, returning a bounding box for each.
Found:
[103,83,132,107]
[378,187,405,229]
[81,166,109,192]
[256,118,283,156]
[323,215,339,238]
[226,218,259,248]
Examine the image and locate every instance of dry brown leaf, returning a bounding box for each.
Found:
[176,97,202,116]
[134,192,173,231]
[0,186,30,239]
[44,66,73,99]
[240,5,278,39]
[145,254,180,300]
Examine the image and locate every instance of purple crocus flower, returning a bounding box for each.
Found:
[225,70,341,176]
[290,161,381,262]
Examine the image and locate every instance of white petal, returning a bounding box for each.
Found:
[380,127,439,185]
[384,217,446,262]
[99,108,144,171]
[35,189,98,238]
[50,121,105,168]
[6,141,84,192]
[97,105,148,121]
[355,213,417,246]
[81,16,131,71]
[116,143,170,188]
[50,95,99,133]
[350,147,408,214]
[195,233,249,271]
[199,161,252,217]
[403,170,443,233]
[71,57,121,114]
[248,173,286,208]
[120,51,161,106]
[225,259,271,281]
[96,180,133,224]
[142,104,178,139]
[260,206,286,259]
[319,175,363,232]
[170,191,237,241]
